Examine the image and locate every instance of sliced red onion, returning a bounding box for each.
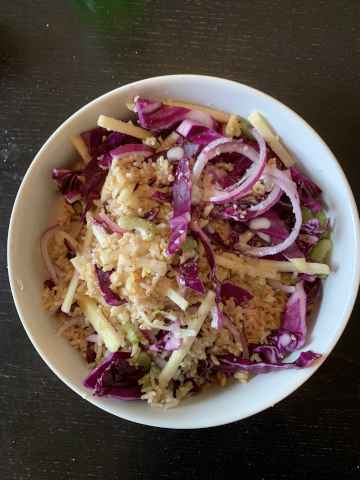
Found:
[40,224,59,284]
[209,129,267,203]
[110,143,153,161]
[192,137,232,182]
[164,320,182,351]
[183,142,200,158]
[137,104,189,131]
[177,119,222,147]
[94,212,126,235]
[223,315,249,359]
[135,97,216,132]
[58,230,78,254]
[134,98,163,129]
[177,119,202,137]
[134,98,162,119]
[211,305,223,329]
[185,110,215,128]
[246,183,282,219]
[242,168,302,257]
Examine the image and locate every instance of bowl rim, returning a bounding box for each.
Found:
[7,74,360,429]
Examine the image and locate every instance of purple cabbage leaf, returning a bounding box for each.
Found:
[290,166,322,212]
[167,155,192,255]
[178,258,205,294]
[220,282,253,306]
[218,350,321,374]
[84,351,144,399]
[94,265,127,306]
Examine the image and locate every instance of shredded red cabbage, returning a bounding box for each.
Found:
[176,119,222,145]
[183,142,201,158]
[152,190,172,203]
[81,127,140,159]
[80,158,108,219]
[53,129,148,218]
[204,224,245,251]
[301,218,328,237]
[135,98,189,131]
[52,169,83,204]
[149,321,182,352]
[282,281,307,347]
[304,276,322,307]
[217,281,321,373]
[191,222,216,275]
[290,166,322,213]
[268,281,307,357]
[143,208,160,221]
[191,222,225,328]
[94,265,127,306]
[135,98,217,133]
[220,282,253,306]
[167,155,192,255]
[178,258,205,294]
[218,350,321,374]
[84,351,144,399]
[53,158,107,219]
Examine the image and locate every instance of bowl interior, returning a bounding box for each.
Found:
[8,75,360,428]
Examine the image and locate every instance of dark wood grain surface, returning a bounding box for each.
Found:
[1,1,360,478]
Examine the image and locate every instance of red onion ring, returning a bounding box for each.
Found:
[242,168,302,257]
[110,143,154,161]
[40,224,59,284]
[192,137,232,182]
[176,119,203,137]
[246,183,282,218]
[185,110,215,128]
[209,129,267,203]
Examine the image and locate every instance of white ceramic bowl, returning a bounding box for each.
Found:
[8,75,360,429]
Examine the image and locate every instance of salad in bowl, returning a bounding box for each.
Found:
[41,95,331,408]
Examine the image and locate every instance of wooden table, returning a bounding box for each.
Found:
[1,1,359,478]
